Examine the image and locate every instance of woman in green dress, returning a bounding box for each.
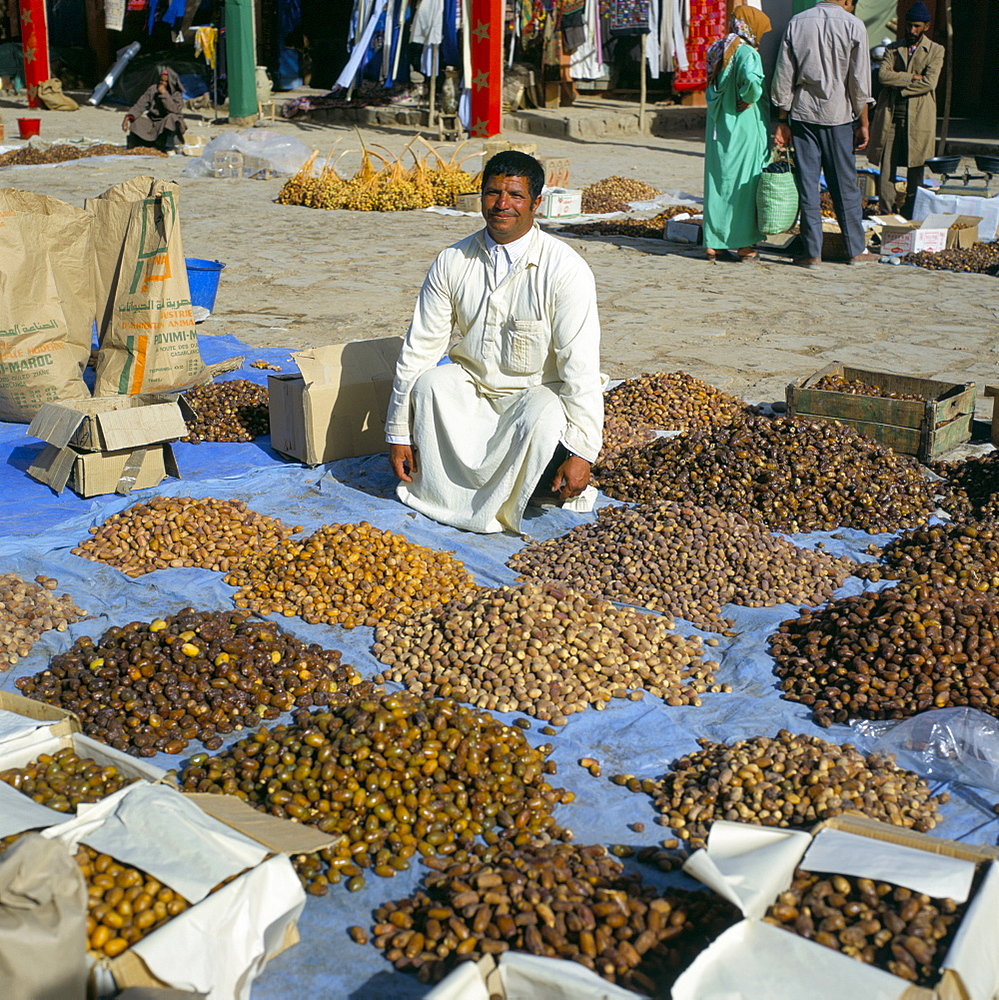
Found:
[702,6,772,262]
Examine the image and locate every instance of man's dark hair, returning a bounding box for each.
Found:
[482,151,545,203]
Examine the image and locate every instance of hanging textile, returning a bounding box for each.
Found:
[335,0,387,88]
[672,0,688,71]
[570,0,606,79]
[608,0,649,36]
[672,0,723,91]
[412,0,443,45]
[645,0,659,77]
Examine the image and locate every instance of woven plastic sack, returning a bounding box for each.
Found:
[756,148,799,235]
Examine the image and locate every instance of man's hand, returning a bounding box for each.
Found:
[774,122,792,148]
[853,122,869,151]
[122,115,133,133]
[550,455,591,502]
[736,98,750,113]
[389,443,418,483]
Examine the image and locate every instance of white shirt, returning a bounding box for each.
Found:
[386,224,603,462]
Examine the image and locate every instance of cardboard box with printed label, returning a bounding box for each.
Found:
[537,188,582,219]
[674,815,999,1000]
[26,393,190,496]
[268,337,403,466]
[880,213,983,256]
[538,156,571,189]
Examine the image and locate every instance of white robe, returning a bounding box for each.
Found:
[385,225,603,534]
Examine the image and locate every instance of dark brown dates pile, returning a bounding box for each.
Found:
[598,415,938,533]
[15,608,370,757]
[811,374,924,402]
[770,584,999,726]
[863,519,999,593]
[368,840,739,994]
[602,371,751,433]
[179,692,572,895]
[764,869,966,986]
[181,380,270,444]
[902,242,999,275]
[932,451,999,521]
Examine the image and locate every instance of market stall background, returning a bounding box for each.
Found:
[2,330,999,998]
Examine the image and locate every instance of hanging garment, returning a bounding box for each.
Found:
[335,0,387,88]
[569,0,605,80]
[412,0,443,45]
[673,0,688,72]
[645,0,659,78]
[673,0,724,91]
[195,26,217,69]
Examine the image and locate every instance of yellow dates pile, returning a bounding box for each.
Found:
[225,521,476,627]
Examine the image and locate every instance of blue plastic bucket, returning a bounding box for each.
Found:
[185,257,225,312]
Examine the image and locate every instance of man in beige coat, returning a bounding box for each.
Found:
[868,1,944,215]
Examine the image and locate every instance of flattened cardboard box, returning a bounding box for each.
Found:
[27,393,192,452]
[28,441,179,496]
[268,337,403,466]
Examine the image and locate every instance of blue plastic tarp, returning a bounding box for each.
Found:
[1,333,996,998]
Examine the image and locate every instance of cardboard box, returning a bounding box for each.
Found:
[786,362,976,461]
[40,782,336,999]
[482,139,537,160]
[675,815,999,1000]
[454,191,481,212]
[0,690,168,790]
[28,394,190,453]
[880,213,982,256]
[426,952,642,1000]
[28,441,179,496]
[665,215,704,243]
[537,188,582,219]
[268,337,403,466]
[538,156,571,189]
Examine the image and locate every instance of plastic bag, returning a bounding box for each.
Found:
[850,707,999,792]
[181,130,313,178]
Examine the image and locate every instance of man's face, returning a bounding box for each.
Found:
[906,20,930,43]
[481,174,541,244]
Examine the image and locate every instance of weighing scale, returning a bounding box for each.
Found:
[924,155,999,197]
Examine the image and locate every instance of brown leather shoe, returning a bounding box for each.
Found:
[792,256,822,269]
[847,252,878,265]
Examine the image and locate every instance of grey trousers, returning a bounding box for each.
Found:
[791,119,867,260]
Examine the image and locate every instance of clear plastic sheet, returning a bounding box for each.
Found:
[851,708,999,794]
[181,130,313,178]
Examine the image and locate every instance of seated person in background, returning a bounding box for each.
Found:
[122,67,186,152]
[386,151,604,535]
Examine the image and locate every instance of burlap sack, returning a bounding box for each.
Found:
[0,833,89,1000]
[0,188,94,422]
[87,177,208,396]
[37,78,80,111]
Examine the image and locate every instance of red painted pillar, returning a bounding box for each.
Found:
[20,0,51,109]
[469,0,502,137]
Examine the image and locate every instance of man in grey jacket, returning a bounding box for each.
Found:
[772,0,877,268]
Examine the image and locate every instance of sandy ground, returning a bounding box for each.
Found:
[2,95,998,416]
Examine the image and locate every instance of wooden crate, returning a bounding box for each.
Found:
[985,385,999,447]
[786,362,976,461]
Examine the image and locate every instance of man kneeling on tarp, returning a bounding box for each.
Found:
[386,151,604,534]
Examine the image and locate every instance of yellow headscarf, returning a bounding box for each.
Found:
[706,5,772,84]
